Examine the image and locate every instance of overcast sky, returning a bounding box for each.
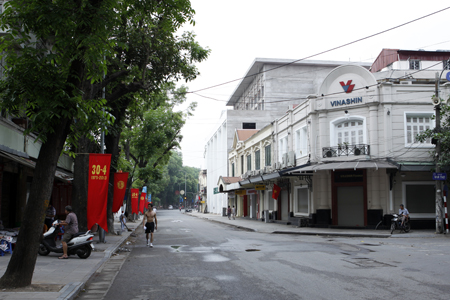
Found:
[176,1,450,168]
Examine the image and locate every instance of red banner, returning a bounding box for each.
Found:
[113,172,129,213]
[87,154,111,232]
[140,192,146,213]
[272,184,281,200]
[131,188,139,214]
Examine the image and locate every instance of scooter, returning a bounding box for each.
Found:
[390,214,411,234]
[38,220,95,259]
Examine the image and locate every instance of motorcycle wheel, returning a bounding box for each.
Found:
[390,223,396,234]
[403,223,411,233]
[38,244,50,256]
[77,245,92,259]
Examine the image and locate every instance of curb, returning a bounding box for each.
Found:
[58,229,135,300]
[271,231,391,238]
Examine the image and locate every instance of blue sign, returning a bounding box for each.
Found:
[432,172,447,180]
[446,72,450,81]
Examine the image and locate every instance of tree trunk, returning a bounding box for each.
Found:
[0,118,71,288]
[72,136,95,232]
[105,129,122,233]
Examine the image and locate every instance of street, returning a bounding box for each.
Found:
[79,210,450,300]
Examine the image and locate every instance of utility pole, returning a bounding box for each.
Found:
[435,72,444,233]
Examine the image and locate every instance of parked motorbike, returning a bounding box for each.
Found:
[390,214,411,234]
[38,220,95,259]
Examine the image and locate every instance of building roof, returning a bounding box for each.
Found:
[371,48,450,73]
[221,177,242,184]
[236,129,259,141]
[226,58,372,106]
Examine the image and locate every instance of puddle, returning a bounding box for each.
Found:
[203,254,230,262]
[245,249,261,252]
[171,220,183,223]
[171,246,181,249]
[215,275,236,281]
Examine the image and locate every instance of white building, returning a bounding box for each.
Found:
[204,58,371,215]
[224,49,450,229]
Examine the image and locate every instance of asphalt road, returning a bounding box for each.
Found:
[85,210,450,300]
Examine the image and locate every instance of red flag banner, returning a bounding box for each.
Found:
[140,192,146,213]
[87,154,112,232]
[131,189,139,214]
[113,172,129,213]
[272,184,281,200]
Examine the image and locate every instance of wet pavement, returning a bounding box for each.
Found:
[0,211,447,299]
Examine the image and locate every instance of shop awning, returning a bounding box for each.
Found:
[0,150,73,182]
[395,161,435,172]
[0,150,35,169]
[294,161,398,172]
[279,163,312,176]
[261,172,280,181]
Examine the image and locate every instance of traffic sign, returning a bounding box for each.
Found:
[432,172,447,180]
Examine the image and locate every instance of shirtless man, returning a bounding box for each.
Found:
[142,203,157,247]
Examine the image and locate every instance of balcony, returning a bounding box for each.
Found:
[322,144,370,158]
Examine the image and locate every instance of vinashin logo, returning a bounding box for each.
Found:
[339,80,355,93]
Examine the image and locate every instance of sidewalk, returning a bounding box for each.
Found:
[187,210,448,239]
[0,218,141,300]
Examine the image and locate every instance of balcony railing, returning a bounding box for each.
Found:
[322,144,370,158]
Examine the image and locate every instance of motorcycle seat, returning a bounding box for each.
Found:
[72,232,87,238]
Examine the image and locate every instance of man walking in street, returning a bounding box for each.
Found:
[143,203,157,247]
[58,205,78,259]
[231,205,236,220]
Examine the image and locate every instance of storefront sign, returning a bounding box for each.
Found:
[235,190,246,195]
[213,187,219,194]
[200,201,205,203]
[255,185,265,190]
[334,170,364,183]
[330,97,362,107]
[247,189,257,194]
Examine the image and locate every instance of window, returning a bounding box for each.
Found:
[335,120,364,145]
[409,60,420,70]
[246,154,251,171]
[405,113,433,145]
[278,136,288,162]
[240,155,244,174]
[295,186,309,215]
[255,150,261,170]
[243,122,256,129]
[295,126,308,157]
[231,163,235,177]
[265,145,271,166]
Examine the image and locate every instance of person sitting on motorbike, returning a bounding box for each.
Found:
[58,205,78,259]
[399,204,409,227]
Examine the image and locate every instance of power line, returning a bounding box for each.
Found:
[187,6,450,95]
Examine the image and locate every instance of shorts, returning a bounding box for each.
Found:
[62,232,73,243]
[145,222,155,233]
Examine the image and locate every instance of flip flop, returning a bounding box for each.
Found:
[59,256,68,259]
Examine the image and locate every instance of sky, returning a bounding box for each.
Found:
[176,1,450,168]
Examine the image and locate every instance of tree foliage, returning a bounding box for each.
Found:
[416,97,450,170]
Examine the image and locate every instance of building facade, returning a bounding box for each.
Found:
[204,58,371,215]
[223,49,450,229]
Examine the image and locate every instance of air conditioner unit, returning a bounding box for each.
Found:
[251,170,257,176]
[288,151,296,167]
[274,162,280,170]
[282,153,288,168]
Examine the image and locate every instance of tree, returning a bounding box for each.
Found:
[0,0,117,288]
